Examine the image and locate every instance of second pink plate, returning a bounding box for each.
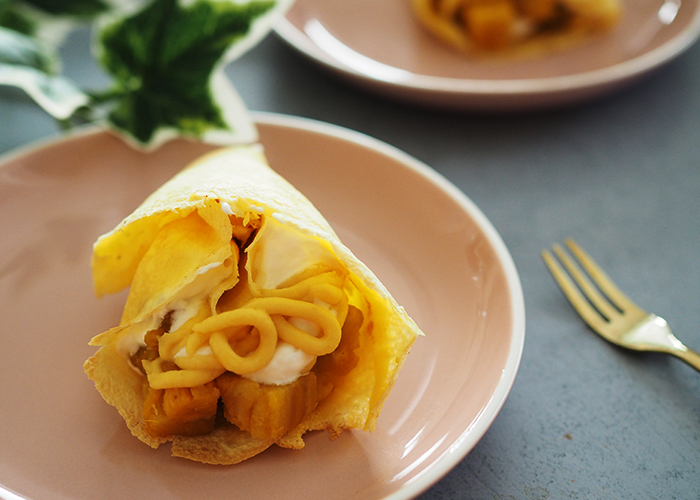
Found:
[276,0,700,110]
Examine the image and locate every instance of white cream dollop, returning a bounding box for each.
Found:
[174,344,213,358]
[220,201,234,215]
[243,294,340,385]
[160,261,229,331]
[243,341,315,385]
[167,297,205,333]
[117,261,229,372]
[117,315,159,362]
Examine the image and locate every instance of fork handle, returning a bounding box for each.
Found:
[672,346,700,372]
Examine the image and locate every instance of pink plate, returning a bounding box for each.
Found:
[0,113,524,500]
[276,0,700,110]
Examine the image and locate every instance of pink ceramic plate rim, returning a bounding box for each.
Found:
[0,113,525,499]
[275,0,700,108]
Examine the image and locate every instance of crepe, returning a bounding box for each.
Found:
[84,145,422,464]
[412,0,621,56]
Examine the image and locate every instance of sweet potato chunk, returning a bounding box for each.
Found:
[565,0,620,31]
[129,328,164,374]
[217,372,318,440]
[144,382,221,438]
[517,0,560,23]
[463,1,517,49]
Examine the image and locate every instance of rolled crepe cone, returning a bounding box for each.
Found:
[84,145,422,464]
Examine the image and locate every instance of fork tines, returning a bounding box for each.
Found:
[542,239,646,334]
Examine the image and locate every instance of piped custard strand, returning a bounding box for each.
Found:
[140,268,351,389]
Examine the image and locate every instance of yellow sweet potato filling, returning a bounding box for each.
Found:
[135,305,364,442]
[144,382,221,438]
[137,301,364,443]
[217,372,319,441]
[412,0,621,54]
[463,1,517,49]
[519,0,558,21]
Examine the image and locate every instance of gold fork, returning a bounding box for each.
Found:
[542,239,700,372]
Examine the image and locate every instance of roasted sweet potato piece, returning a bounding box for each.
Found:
[129,328,164,374]
[463,1,517,49]
[144,382,221,438]
[217,372,317,440]
[518,0,559,23]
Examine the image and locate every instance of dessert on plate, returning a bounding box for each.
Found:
[84,145,422,464]
[412,0,621,54]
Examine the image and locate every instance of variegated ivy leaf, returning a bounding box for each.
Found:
[0,0,106,121]
[96,0,292,149]
[0,0,111,44]
[0,24,50,69]
[23,0,111,18]
[0,0,36,35]
[0,26,88,119]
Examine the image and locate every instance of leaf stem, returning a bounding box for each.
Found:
[86,87,124,104]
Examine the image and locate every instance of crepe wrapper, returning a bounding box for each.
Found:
[84,145,422,464]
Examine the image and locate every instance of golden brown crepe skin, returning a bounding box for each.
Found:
[84,145,421,464]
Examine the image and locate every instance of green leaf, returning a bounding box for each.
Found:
[0,25,51,71]
[97,0,277,147]
[0,26,88,118]
[22,0,111,18]
[1,0,113,48]
[0,63,89,119]
[0,2,37,35]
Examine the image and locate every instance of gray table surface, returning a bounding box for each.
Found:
[2,26,699,500]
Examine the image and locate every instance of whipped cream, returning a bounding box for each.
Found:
[118,261,228,370]
[244,341,315,385]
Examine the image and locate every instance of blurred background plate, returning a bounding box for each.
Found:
[0,113,524,500]
[275,0,700,110]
